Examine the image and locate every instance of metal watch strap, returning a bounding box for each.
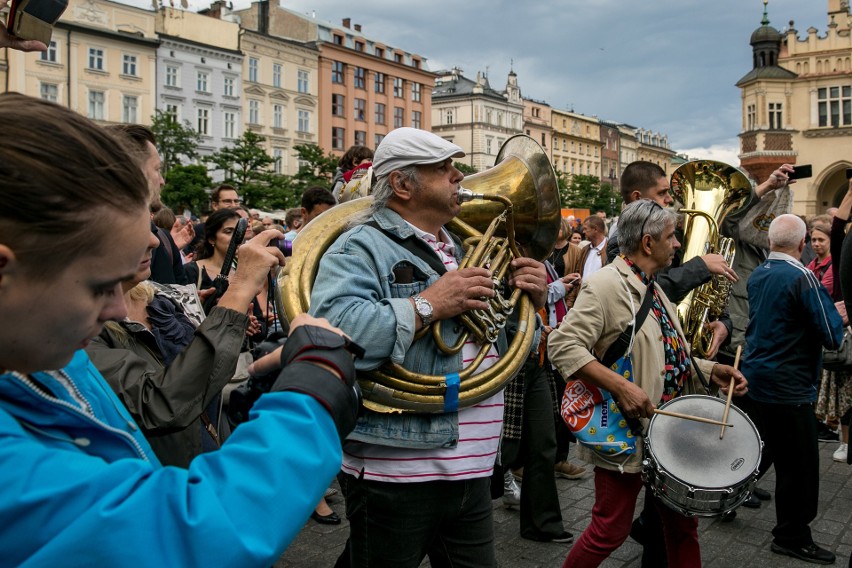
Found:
[413,294,433,327]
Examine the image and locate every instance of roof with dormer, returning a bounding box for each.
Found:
[432,71,508,103]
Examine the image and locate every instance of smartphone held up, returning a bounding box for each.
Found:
[5,0,68,46]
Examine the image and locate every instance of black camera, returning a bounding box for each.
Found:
[227,333,288,426]
[271,238,293,257]
[227,331,365,426]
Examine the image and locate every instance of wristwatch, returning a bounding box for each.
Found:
[412,294,433,327]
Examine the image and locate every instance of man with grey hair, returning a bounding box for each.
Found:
[549,199,746,566]
[739,213,843,565]
[309,127,549,566]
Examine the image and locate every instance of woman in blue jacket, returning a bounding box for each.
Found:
[0,93,360,567]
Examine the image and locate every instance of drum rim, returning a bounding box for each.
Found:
[645,394,763,490]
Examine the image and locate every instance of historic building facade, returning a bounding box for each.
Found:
[600,120,621,193]
[1,0,159,125]
[431,67,524,171]
[156,6,242,163]
[234,1,433,157]
[737,0,852,214]
[550,108,602,179]
[523,96,553,158]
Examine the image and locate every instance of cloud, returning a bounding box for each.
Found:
[677,141,742,168]
[123,0,827,154]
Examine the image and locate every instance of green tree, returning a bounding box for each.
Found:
[160,164,211,214]
[149,110,202,173]
[207,131,278,207]
[560,174,621,215]
[292,143,339,189]
[454,162,477,176]
[263,172,303,209]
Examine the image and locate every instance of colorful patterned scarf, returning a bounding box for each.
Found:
[622,256,692,402]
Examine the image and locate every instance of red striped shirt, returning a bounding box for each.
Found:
[341,224,503,482]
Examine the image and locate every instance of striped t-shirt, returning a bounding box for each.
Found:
[341,224,504,483]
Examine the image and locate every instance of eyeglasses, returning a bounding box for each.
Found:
[639,201,663,238]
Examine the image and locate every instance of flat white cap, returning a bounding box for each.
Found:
[372,127,465,177]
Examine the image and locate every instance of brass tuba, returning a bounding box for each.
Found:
[670,160,752,357]
[280,135,561,413]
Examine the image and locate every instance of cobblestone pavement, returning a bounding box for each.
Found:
[277,441,852,567]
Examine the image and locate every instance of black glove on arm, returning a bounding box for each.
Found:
[271,325,361,441]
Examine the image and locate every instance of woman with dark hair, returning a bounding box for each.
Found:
[185,207,243,290]
[827,181,852,466]
[0,93,359,566]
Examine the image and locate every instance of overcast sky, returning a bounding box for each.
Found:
[141,0,830,164]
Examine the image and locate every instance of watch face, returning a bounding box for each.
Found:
[419,301,433,316]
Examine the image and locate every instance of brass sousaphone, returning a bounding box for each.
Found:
[280,135,561,413]
[670,160,752,357]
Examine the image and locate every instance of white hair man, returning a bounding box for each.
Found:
[309,127,549,566]
[739,213,844,565]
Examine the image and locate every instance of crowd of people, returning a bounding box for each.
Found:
[0,27,850,567]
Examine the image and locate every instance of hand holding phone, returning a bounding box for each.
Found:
[790,164,813,180]
[4,0,67,48]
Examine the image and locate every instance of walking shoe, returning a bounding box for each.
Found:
[503,471,520,508]
[817,423,839,442]
[629,516,647,543]
[522,530,574,543]
[741,494,761,509]
[770,542,836,565]
[554,461,586,480]
[752,487,771,501]
[833,443,848,462]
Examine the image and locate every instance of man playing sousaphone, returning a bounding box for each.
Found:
[548,199,748,568]
[308,128,548,567]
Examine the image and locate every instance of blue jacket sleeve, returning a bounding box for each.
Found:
[0,392,341,568]
[801,272,845,350]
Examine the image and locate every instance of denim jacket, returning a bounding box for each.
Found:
[309,207,536,449]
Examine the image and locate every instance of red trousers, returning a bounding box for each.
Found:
[562,467,700,568]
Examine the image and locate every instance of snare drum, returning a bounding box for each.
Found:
[642,395,762,517]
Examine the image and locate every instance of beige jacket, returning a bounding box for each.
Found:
[547,256,716,473]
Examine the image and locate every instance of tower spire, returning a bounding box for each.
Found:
[761,0,769,26]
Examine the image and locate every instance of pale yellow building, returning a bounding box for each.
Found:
[239,30,320,175]
[737,0,852,215]
[551,108,602,179]
[523,97,553,160]
[1,0,158,126]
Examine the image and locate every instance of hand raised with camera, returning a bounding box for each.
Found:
[216,229,285,312]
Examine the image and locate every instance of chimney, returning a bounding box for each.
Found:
[204,0,225,19]
[258,0,268,34]
[342,18,351,28]
[354,24,362,32]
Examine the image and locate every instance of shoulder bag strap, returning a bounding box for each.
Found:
[364,220,447,275]
[600,283,655,368]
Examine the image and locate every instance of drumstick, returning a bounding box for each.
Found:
[652,408,733,428]
[720,345,742,439]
